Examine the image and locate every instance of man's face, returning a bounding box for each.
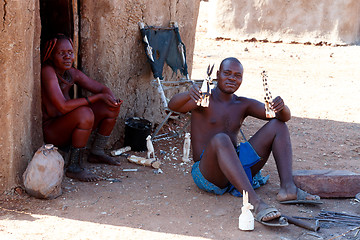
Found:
[217,60,243,94]
[51,39,74,71]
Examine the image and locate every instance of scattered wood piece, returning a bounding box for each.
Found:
[111,146,131,156]
[122,169,139,172]
[124,154,161,169]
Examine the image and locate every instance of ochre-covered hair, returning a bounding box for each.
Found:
[42,34,74,63]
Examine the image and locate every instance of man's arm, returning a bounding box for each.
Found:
[245,96,291,122]
[168,84,201,113]
[271,96,291,122]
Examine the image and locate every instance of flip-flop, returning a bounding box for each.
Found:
[356,193,360,201]
[279,188,323,205]
[255,207,289,227]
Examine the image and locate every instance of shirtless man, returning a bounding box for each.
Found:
[168,57,320,224]
[41,34,122,182]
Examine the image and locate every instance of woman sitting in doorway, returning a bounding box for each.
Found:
[41,34,122,182]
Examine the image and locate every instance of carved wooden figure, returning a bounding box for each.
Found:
[261,70,276,118]
[146,135,155,159]
[238,190,254,231]
[196,64,214,108]
[182,133,191,162]
[197,79,210,107]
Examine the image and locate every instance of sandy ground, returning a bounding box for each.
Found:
[1,2,360,240]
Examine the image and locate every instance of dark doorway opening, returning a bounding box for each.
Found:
[40,0,80,97]
[40,0,74,50]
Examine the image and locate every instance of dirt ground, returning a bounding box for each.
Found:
[1,2,360,240]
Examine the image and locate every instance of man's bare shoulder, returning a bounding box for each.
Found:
[233,95,257,104]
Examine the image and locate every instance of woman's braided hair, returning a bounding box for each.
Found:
[42,33,74,63]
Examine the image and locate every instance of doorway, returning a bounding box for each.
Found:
[40,0,79,96]
[40,0,79,65]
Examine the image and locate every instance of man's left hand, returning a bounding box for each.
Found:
[271,96,285,113]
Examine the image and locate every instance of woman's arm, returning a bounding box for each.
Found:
[69,68,120,108]
[42,65,93,114]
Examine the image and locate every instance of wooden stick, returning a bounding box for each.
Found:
[327,226,360,240]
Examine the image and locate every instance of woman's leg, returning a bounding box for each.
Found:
[43,106,94,147]
[44,106,100,182]
[87,101,121,165]
[91,100,121,136]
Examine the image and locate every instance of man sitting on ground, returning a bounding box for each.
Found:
[168,57,320,225]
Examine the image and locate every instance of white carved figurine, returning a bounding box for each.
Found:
[238,190,254,231]
[182,133,191,162]
[146,135,155,159]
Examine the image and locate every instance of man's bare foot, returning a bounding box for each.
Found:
[254,202,281,222]
[65,168,101,182]
[276,187,321,203]
[88,153,121,166]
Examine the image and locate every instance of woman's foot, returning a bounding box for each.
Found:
[88,153,121,166]
[65,168,101,182]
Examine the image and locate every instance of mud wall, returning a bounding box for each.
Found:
[207,0,360,45]
[0,0,42,193]
[79,0,201,144]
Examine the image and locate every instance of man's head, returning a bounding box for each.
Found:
[216,57,244,94]
[42,34,74,71]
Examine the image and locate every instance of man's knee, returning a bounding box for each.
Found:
[269,119,288,130]
[210,133,232,148]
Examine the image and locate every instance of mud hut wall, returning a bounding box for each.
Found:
[79,0,201,144]
[207,0,360,45]
[0,0,42,192]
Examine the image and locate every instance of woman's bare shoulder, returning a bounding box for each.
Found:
[68,67,88,83]
[68,67,81,77]
[41,64,56,80]
[42,64,55,72]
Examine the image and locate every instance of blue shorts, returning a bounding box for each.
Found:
[191,142,269,197]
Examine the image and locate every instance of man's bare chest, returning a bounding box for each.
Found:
[204,104,245,131]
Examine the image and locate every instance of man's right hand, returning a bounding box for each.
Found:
[189,83,202,103]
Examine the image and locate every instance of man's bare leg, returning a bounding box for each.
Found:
[249,119,319,202]
[199,133,280,222]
